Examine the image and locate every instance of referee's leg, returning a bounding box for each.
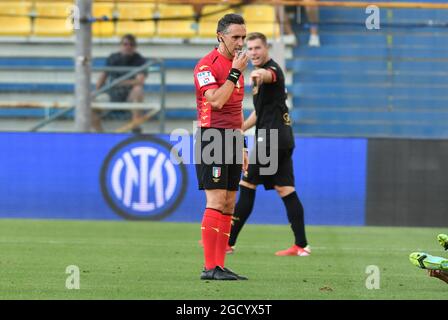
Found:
[202,189,226,270]
[215,191,237,267]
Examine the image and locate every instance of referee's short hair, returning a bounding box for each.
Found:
[247,32,268,46]
[217,14,245,34]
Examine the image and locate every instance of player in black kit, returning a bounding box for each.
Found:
[228,32,310,256]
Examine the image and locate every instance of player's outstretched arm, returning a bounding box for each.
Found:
[250,68,273,86]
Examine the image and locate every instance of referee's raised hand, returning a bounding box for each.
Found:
[232,50,249,73]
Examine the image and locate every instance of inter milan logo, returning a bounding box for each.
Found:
[100,136,187,220]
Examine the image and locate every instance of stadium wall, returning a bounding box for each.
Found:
[1,132,445,227]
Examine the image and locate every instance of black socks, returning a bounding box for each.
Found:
[282,192,308,248]
[228,185,256,247]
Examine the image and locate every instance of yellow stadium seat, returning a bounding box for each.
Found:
[116,21,156,37]
[0,1,32,15]
[158,21,196,38]
[33,2,73,37]
[116,3,156,38]
[0,1,32,36]
[198,21,217,38]
[245,22,280,39]
[111,0,152,2]
[158,4,195,18]
[117,3,155,19]
[91,2,114,37]
[93,21,114,37]
[0,17,31,36]
[157,4,196,38]
[200,5,235,22]
[242,5,276,23]
[34,19,73,37]
[35,2,73,17]
[93,2,114,18]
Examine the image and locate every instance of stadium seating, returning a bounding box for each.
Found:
[92,2,115,37]
[242,5,276,23]
[157,4,196,38]
[245,22,280,39]
[116,2,156,37]
[242,5,279,39]
[198,4,235,38]
[200,4,235,22]
[34,2,73,37]
[0,1,32,36]
[290,6,448,138]
[4,2,447,139]
[0,2,283,40]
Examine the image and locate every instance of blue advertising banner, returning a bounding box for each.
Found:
[0,132,367,225]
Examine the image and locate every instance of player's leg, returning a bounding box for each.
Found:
[428,270,448,284]
[274,185,311,256]
[229,149,261,248]
[196,128,238,280]
[213,158,249,280]
[217,189,248,280]
[216,190,237,267]
[272,149,310,256]
[202,189,226,267]
[200,189,238,280]
[228,180,257,248]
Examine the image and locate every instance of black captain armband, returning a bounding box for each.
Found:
[227,68,242,85]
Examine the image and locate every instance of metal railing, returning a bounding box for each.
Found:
[21,58,167,133]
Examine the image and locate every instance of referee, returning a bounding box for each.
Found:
[193,14,249,280]
[228,32,310,257]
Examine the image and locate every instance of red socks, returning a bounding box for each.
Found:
[201,208,221,270]
[201,208,233,270]
[216,214,232,268]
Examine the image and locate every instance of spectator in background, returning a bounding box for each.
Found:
[304,0,321,47]
[93,34,147,132]
[275,5,296,44]
[193,4,205,17]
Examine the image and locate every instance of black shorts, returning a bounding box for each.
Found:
[242,147,295,190]
[108,87,131,102]
[195,127,244,191]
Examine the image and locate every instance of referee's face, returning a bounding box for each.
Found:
[218,24,247,58]
[247,38,269,68]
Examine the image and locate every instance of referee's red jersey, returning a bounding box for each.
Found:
[193,48,244,129]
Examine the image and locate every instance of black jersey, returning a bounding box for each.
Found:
[106,52,147,83]
[253,59,295,149]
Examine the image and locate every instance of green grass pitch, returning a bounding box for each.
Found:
[0,219,446,299]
